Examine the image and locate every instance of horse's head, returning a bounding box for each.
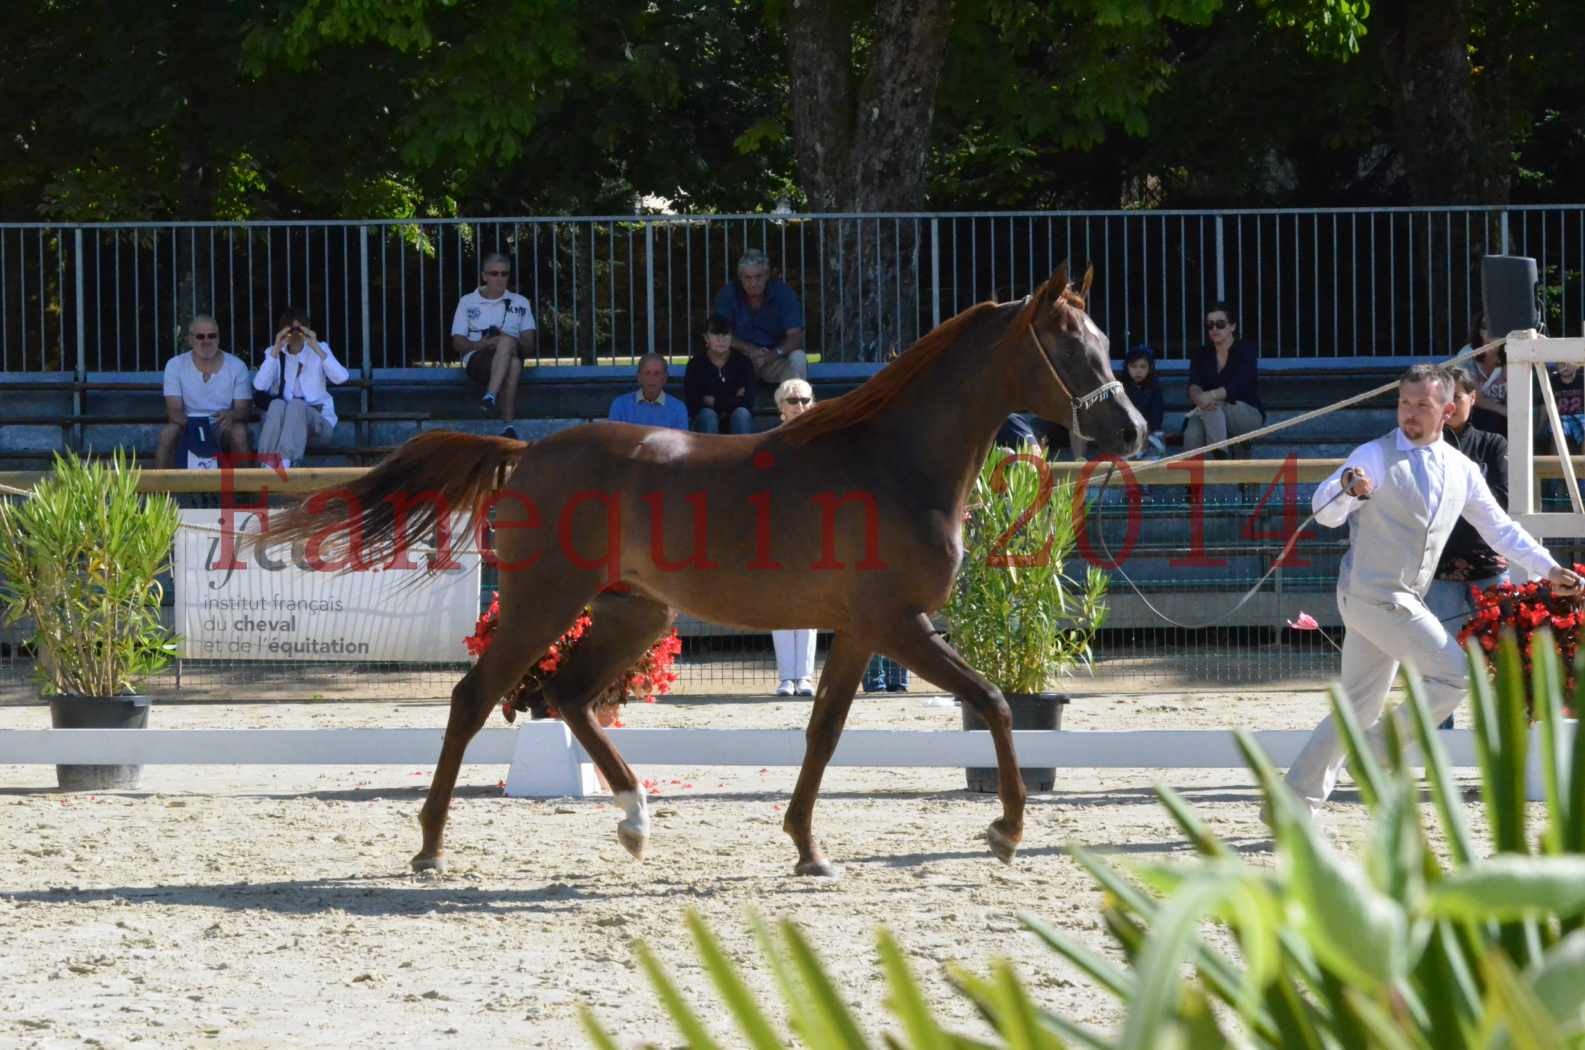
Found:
[1014,263,1145,457]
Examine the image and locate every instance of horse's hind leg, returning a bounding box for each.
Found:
[412,587,597,873]
[782,631,869,878]
[876,613,1026,864]
[543,590,675,861]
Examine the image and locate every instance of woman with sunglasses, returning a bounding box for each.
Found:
[1183,301,1264,458]
[769,378,819,696]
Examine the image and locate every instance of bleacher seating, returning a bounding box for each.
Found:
[0,356,1443,631]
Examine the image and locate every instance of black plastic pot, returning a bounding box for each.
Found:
[47,695,150,791]
[960,691,1067,793]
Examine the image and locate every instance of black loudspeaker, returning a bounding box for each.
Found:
[1482,255,1540,337]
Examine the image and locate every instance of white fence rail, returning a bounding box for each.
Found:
[0,724,1489,798]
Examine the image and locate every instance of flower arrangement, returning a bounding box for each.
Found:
[465,593,682,727]
[1458,567,1584,719]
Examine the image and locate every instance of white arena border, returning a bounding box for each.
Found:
[2,722,1520,798]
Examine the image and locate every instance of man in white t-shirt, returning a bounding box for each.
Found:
[450,253,536,438]
[157,315,253,468]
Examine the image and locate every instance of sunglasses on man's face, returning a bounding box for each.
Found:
[1204,319,1230,331]
[192,332,219,341]
[484,270,509,277]
[783,396,812,406]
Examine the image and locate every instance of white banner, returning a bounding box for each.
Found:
[173,509,481,662]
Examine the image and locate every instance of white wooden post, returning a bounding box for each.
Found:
[502,720,600,798]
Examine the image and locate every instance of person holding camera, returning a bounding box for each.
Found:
[253,307,350,470]
[450,252,536,438]
[157,314,253,468]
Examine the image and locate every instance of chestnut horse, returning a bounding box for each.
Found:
[263,264,1144,877]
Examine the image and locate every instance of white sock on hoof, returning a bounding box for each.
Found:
[613,787,650,840]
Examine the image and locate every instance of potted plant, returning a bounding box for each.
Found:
[465,592,682,729]
[0,450,181,790]
[942,447,1109,792]
[1457,574,1581,799]
[1458,569,1584,721]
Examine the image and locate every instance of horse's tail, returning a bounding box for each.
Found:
[259,431,526,568]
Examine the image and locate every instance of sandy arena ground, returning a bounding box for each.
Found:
[0,685,1483,1049]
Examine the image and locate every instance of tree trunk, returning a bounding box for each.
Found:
[783,0,953,359]
[1374,0,1509,204]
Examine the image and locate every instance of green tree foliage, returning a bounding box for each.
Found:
[1,0,1581,220]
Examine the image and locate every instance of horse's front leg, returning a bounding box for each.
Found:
[782,632,869,877]
[878,613,1025,863]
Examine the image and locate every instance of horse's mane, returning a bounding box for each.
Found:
[777,300,1003,446]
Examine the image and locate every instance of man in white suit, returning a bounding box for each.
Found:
[1284,363,1580,809]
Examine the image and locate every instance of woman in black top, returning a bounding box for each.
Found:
[1184,302,1264,457]
[684,316,756,433]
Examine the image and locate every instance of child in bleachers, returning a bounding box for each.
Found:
[1544,358,1584,453]
[1121,345,1165,459]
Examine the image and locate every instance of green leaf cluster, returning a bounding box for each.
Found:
[0,451,181,698]
[943,449,1108,695]
[590,631,1585,1047]
[1023,630,1585,1046]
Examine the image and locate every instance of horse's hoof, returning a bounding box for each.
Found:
[986,824,1019,865]
[794,859,841,879]
[617,822,647,861]
[411,851,446,873]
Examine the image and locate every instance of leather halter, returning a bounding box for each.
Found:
[1025,323,1124,442]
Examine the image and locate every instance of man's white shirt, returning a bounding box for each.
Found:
[1312,427,1557,579]
[451,289,536,349]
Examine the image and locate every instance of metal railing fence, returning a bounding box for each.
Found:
[2,207,1582,375]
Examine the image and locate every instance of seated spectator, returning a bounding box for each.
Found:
[713,249,808,385]
[1427,369,1512,728]
[157,315,252,469]
[770,378,818,696]
[995,413,1070,458]
[252,308,349,470]
[863,654,909,693]
[451,252,535,439]
[684,316,755,434]
[1121,345,1165,460]
[608,352,688,430]
[1539,357,1583,454]
[1458,312,1507,435]
[1536,356,1584,506]
[1183,301,1263,458]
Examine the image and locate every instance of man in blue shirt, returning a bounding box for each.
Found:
[713,248,807,385]
[607,352,688,430]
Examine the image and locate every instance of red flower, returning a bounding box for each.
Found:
[1461,577,1585,720]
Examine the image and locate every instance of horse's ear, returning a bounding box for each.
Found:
[1049,260,1070,299]
[1079,265,1095,306]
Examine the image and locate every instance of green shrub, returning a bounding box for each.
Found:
[585,631,1585,1048]
[0,450,180,697]
[943,448,1108,694]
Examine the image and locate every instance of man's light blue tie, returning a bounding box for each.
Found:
[1409,446,1434,513]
